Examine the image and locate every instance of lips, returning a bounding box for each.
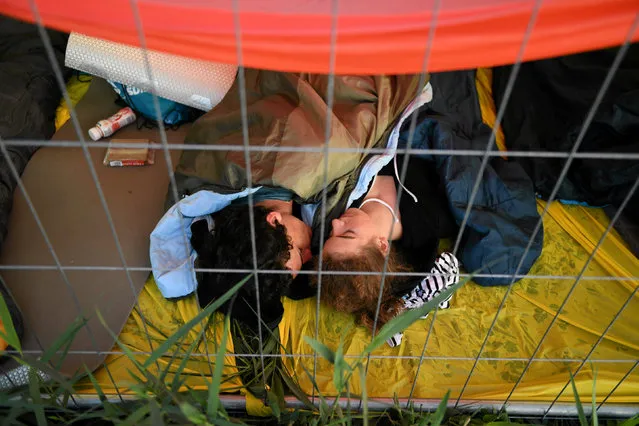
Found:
[302,248,312,263]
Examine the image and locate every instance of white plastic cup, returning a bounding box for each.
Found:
[88,107,136,141]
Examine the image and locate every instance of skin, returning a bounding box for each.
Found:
[323,176,402,259]
[258,199,312,276]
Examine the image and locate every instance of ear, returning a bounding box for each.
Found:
[376,236,390,256]
[266,211,284,227]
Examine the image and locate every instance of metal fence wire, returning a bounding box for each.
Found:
[0,0,638,420]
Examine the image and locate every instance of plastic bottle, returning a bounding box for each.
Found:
[88,107,137,141]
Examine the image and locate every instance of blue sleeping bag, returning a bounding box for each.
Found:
[399,71,543,286]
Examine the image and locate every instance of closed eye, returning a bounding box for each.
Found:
[338,234,356,240]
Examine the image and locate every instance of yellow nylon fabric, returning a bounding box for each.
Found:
[475,68,507,154]
[55,75,92,131]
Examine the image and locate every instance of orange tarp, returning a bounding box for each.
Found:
[1,0,637,74]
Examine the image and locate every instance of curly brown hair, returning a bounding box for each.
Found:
[313,243,411,334]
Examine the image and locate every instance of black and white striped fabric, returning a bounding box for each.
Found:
[386,252,460,348]
[402,252,459,313]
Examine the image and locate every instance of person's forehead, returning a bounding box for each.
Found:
[343,209,371,222]
[324,235,361,254]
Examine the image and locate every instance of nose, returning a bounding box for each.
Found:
[331,218,345,236]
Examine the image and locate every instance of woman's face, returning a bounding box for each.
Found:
[322,208,384,258]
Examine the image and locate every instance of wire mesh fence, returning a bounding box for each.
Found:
[0,0,638,420]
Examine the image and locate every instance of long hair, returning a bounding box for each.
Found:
[314,243,411,334]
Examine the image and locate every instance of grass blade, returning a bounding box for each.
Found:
[360,365,368,426]
[83,365,121,419]
[333,337,348,393]
[570,371,588,426]
[299,361,330,413]
[591,366,598,426]
[27,368,46,426]
[40,317,87,364]
[619,415,639,426]
[267,390,282,419]
[171,330,205,392]
[0,292,21,353]
[120,403,150,426]
[150,399,165,426]
[319,399,331,424]
[304,336,336,364]
[96,310,144,373]
[83,367,105,401]
[180,402,207,424]
[208,315,230,418]
[143,274,250,369]
[278,364,315,411]
[427,389,450,426]
[253,312,320,409]
[15,357,77,396]
[158,333,189,384]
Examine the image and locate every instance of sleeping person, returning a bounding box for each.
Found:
[315,155,461,346]
[312,71,547,346]
[189,193,313,331]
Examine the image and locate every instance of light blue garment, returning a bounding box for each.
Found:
[149,82,434,299]
[149,188,260,298]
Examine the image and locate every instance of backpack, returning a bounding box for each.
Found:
[108,81,199,126]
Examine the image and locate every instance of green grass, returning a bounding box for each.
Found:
[0,275,637,425]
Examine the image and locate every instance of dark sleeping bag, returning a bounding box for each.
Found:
[397,70,543,286]
[0,17,67,363]
[0,16,68,253]
[493,44,639,256]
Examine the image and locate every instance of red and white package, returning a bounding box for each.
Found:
[103,139,155,167]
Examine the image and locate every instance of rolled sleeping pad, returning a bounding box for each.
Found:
[65,32,238,111]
